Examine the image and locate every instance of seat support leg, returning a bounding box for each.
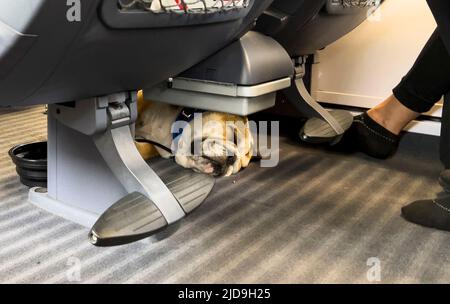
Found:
[29,91,214,246]
[93,125,186,225]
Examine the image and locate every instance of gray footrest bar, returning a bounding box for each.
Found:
[89,160,215,247]
[282,74,354,145]
[160,164,215,214]
[86,96,215,246]
[94,125,187,224]
[89,192,168,247]
[300,110,354,144]
[38,94,215,246]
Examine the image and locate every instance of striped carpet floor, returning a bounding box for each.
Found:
[1,106,450,283]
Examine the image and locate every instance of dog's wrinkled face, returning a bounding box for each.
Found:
[135,93,254,177]
[174,113,254,177]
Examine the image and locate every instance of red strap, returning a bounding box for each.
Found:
[174,0,186,10]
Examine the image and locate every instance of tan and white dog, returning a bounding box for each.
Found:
[135,91,254,177]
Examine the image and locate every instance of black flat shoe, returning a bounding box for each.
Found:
[338,112,401,159]
[401,196,450,232]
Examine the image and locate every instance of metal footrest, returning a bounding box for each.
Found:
[40,93,216,247]
[160,163,215,214]
[60,92,217,247]
[89,192,168,247]
[89,160,215,247]
[300,110,354,144]
[281,64,354,145]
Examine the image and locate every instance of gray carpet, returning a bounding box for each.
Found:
[1,106,450,283]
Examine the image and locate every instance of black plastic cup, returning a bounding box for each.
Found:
[8,142,47,188]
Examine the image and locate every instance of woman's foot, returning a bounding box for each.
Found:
[402,196,450,232]
[338,95,420,159]
[340,112,401,159]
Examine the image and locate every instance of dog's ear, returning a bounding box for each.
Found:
[137,90,152,115]
[135,141,159,160]
[229,117,253,169]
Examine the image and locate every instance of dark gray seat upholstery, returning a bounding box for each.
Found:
[256,0,379,56]
[0,0,272,107]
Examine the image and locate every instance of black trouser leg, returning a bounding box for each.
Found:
[396,0,450,231]
[427,0,450,169]
[392,28,450,169]
[427,0,450,55]
[441,95,450,169]
[392,29,450,113]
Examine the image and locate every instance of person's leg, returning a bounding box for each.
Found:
[438,96,450,192]
[427,0,450,55]
[392,29,450,116]
[440,95,450,170]
[344,29,450,159]
[367,95,419,136]
[430,0,450,192]
[402,15,450,230]
[345,1,450,231]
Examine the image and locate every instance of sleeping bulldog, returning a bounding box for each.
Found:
[135,91,254,177]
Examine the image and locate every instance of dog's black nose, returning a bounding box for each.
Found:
[226,156,236,166]
[215,156,236,177]
[211,156,237,177]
